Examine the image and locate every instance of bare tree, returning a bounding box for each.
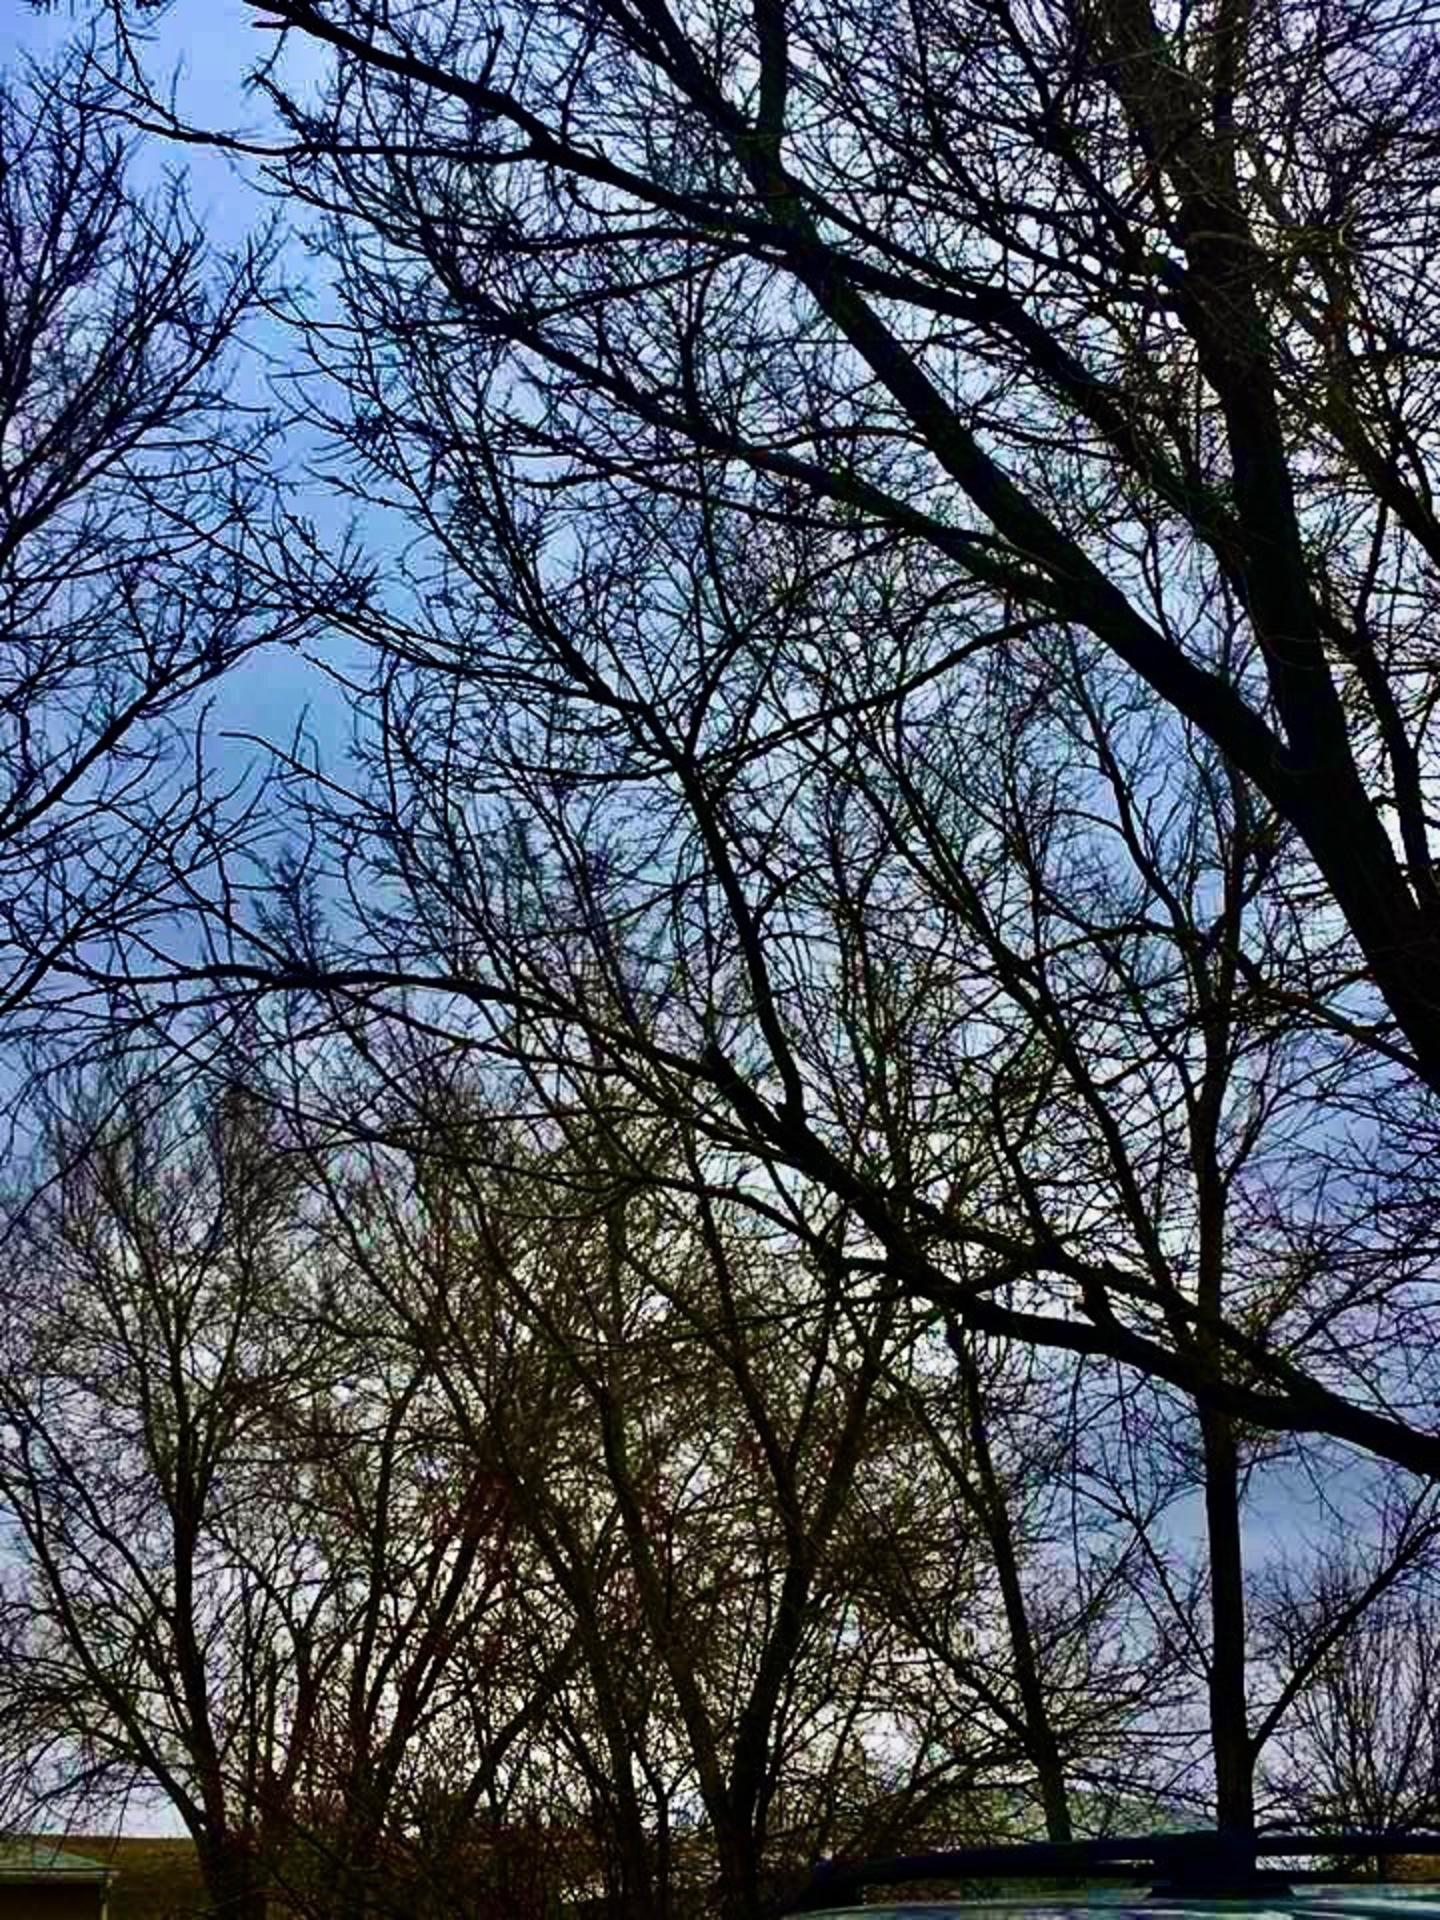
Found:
[1257,1517,1440,1835]
[850,1321,1174,1845]
[94,0,1440,1467]
[0,1066,551,1920]
[0,1076,316,1917]
[51,0,1440,1861]
[286,1045,1026,1920]
[0,40,325,1051]
[102,0,1437,1078]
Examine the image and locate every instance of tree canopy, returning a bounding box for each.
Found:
[4,0,1440,1900]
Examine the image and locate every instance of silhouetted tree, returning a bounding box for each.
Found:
[71,0,1440,1858]
[0,39,317,1055]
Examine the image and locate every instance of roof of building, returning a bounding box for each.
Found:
[0,1839,114,1881]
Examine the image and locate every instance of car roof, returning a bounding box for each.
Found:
[802,1897,1440,1920]
[781,1834,1440,1916]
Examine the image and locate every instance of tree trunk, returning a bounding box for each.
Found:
[954,1330,1074,1843]
[979,1465,1073,1840]
[1200,1403,1254,1834]
[200,1833,267,1920]
[714,1817,763,1920]
[332,1825,380,1920]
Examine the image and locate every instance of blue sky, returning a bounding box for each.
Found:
[4,0,344,230]
[5,0,362,806]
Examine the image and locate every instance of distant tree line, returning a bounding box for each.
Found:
[1,1057,1437,1919]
